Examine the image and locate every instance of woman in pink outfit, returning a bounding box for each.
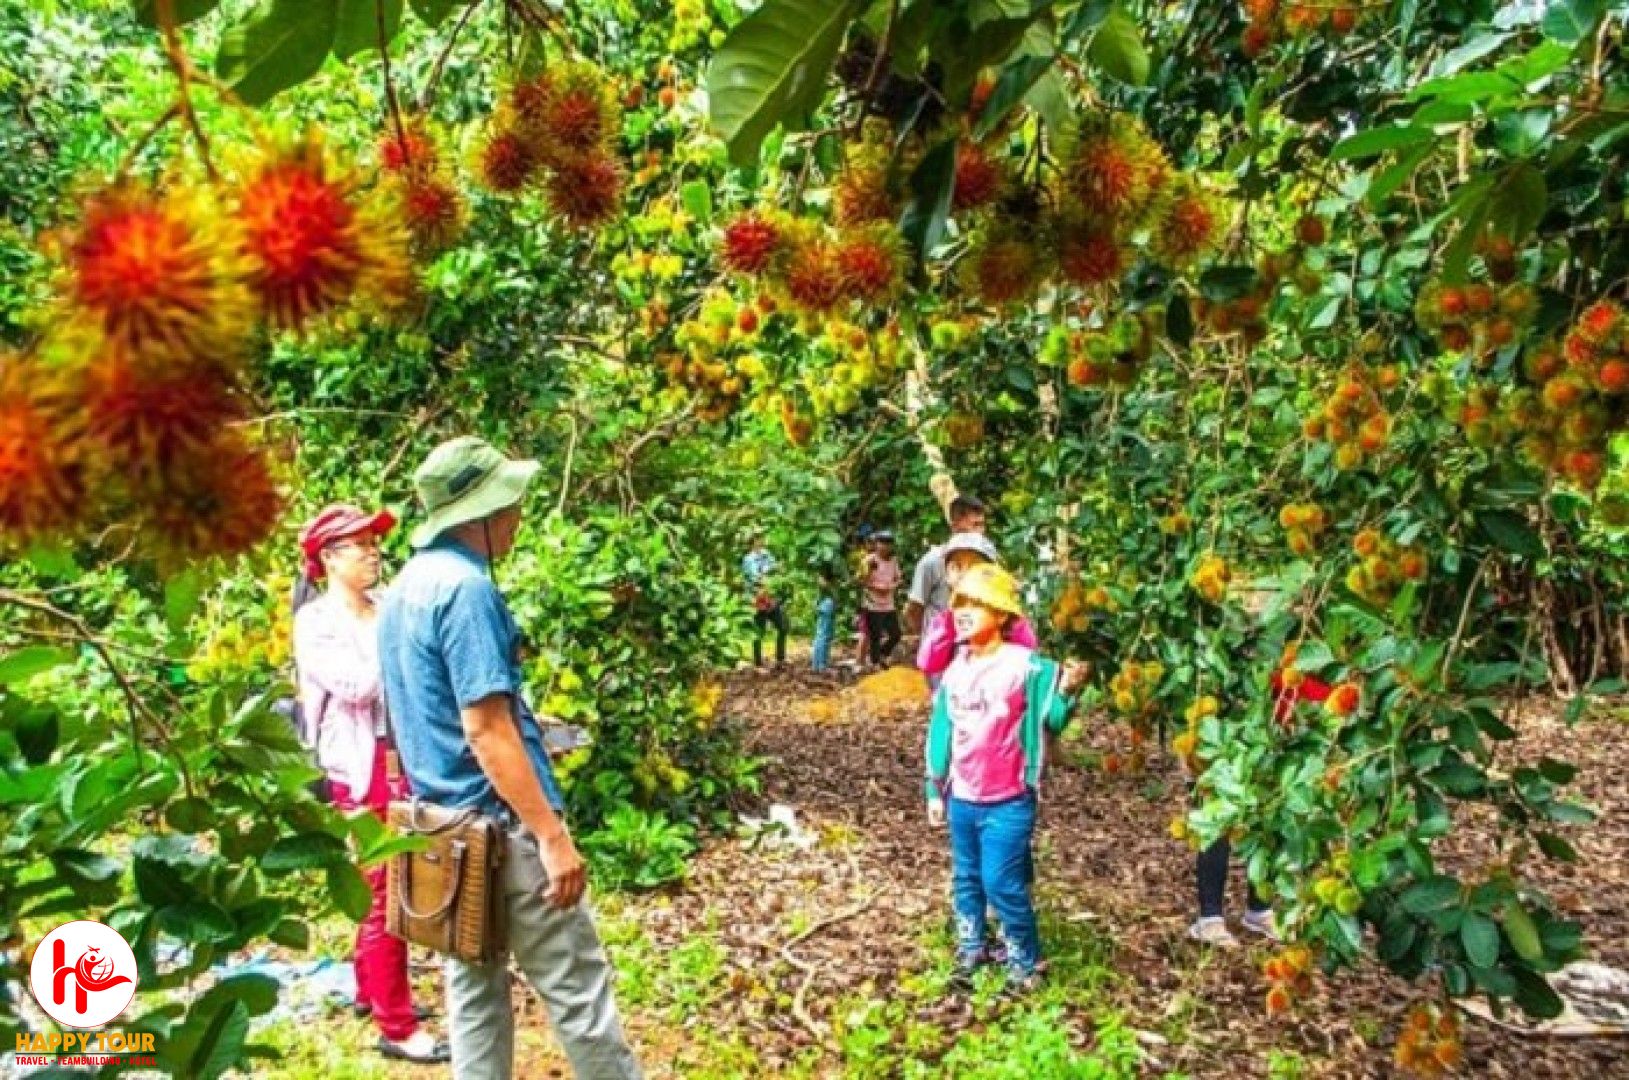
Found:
[293,504,448,1065]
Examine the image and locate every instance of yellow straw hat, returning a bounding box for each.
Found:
[951,563,1024,617]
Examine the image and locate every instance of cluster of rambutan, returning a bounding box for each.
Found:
[942,411,985,449]
[1347,527,1428,604]
[1195,224,1326,343]
[778,396,815,448]
[377,120,467,255]
[660,290,768,422]
[1109,659,1164,721]
[478,63,626,230]
[1310,860,1363,916]
[1414,278,1537,362]
[1048,311,1160,390]
[1158,507,1193,535]
[801,317,904,419]
[3,134,415,561]
[1393,1002,1463,1075]
[1049,578,1110,633]
[1239,0,1367,58]
[1279,501,1329,556]
[1262,944,1316,1017]
[1190,553,1234,604]
[1170,694,1219,776]
[718,210,904,319]
[1303,364,1400,470]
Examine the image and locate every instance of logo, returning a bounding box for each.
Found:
[28,921,137,1029]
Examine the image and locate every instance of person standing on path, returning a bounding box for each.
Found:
[905,495,988,636]
[376,436,642,1080]
[741,531,787,669]
[293,504,449,1066]
[861,531,903,667]
[811,569,837,674]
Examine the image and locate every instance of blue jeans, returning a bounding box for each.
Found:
[811,613,835,671]
[948,792,1039,974]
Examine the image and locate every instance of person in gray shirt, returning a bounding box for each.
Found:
[905,495,988,634]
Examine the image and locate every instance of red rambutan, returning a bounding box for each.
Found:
[953,143,1005,213]
[477,127,540,194]
[0,356,85,541]
[522,63,620,166]
[1057,221,1126,287]
[81,352,242,476]
[1576,300,1622,346]
[394,171,467,254]
[1153,181,1226,267]
[138,432,284,564]
[64,183,251,362]
[834,226,902,303]
[963,233,1042,309]
[720,213,782,275]
[378,122,438,173]
[545,153,623,230]
[833,161,898,226]
[1241,21,1274,58]
[1067,115,1171,227]
[781,235,847,314]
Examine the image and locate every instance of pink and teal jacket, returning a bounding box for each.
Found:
[924,643,1076,804]
[915,607,1039,677]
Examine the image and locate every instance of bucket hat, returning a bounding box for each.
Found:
[410,436,541,548]
[941,532,999,564]
[952,563,1024,617]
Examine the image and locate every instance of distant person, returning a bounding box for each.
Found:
[376,436,642,1080]
[924,564,1088,994]
[811,569,837,674]
[742,531,787,669]
[293,504,448,1065]
[906,495,987,635]
[861,531,903,667]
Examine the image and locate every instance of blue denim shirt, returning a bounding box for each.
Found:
[814,595,836,638]
[377,537,564,816]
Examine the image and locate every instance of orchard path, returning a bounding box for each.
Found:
[507,662,1629,1078]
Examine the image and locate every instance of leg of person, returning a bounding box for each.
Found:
[444,950,515,1080]
[862,609,882,666]
[811,626,830,671]
[980,794,1040,981]
[327,779,375,1017]
[1241,874,1279,941]
[772,604,788,664]
[1189,836,1238,947]
[878,611,902,664]
[752,610,767,668]
[946,797,988,980]
[355,748,426,1050]
[504,828,643,1079]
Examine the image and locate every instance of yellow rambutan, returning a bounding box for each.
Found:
[390,169,467,254]
[0,354,85,542]
[1066,114,1171,227]
[1153,179,1227,267]
[833,160,898,226]
[962,230,1044,309]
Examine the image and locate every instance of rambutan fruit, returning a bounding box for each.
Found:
[1597,358,1629,394]
[1398,550,1427,581]
[1483,316,1518,349]
[1329,5,1358,33]
[1499,282,1537,321]
[780,231,847,314]
[233,134,401,329]
[969,73,997,121]
[1438,324,1473,353]
[1464,284,1496,316]
[1542,375,1585,411]
[834,225,902,303]
[0,356,85,542]
[1576,300,1622,346]
[1563,329,1599,368]
[391,170,467,254]
[81,351,242,477]
[1437,286,1468,318]
[519,62,621,166]
[1265,986,1292,1017]
[1295,214,1327,247]
[1241,21,1274,58]
[1066,114,1171,227]
[1561,448,1605,488]
[1523,344,1564,384]
[1056,219,1127,288]
[962,230,1044,309]
[545,153,624,230]
[137,432,284,564]
[1284,3,1324,33]
[378,121,438,173]
[1480,234,1517,283]
[62,182,252,363]
[1326,682,1360,717]
[1153,180,1227,267]
[720,213,783,275]
[477,126,540,193]
[952,143,1006,213]
[833,160,898,226]
[1353,528,1381,557]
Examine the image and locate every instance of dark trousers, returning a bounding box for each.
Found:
[862,609,901,665]
[753,604,787,665]
[1196,836,1268,918]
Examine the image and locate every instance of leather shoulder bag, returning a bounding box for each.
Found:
[384,795,507,963]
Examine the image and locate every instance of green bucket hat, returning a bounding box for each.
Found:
[410,436,542,548]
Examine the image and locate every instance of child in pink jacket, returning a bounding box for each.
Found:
[917,532,1038,680]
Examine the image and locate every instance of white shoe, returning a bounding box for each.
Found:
[1187,917,1239,948]
[1241,909,1281,942]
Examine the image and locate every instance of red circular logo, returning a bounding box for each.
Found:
[28,920,138,1029]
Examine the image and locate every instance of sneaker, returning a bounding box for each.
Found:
[1187,917,1239,948]
[377,1030,450,1064]
[1241,909,1282,943]
[1002,966,1044,998]
[949,951,982,991]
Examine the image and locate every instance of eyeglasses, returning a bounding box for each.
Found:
[327,536,383,554]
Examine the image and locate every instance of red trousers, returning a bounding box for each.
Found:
[329,744,418,1042]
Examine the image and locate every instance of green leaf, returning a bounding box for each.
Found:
[973,54,1056,140]
[332,0,402,61]
[1331,125,1436,162]
[216,0,339,107]
[1166,293,1194,348]
[134,0,220,28]
[680,181,713,225]
[164,570,207,637]
[189,1000,250,1080]
[269,918,310,950]
[1461,911,1500,967]
[706,0,862,167]
[160,901,238,944]
[1365,142,1433,208]
[899,137,959,258]
[408,0,458,27]
[1477,508,1544,557]
[1487,162,1548,243]
[0,646,75,687]
[1400,875,1461,914]
[1022,67,1075,138]
[1543,800,1595,825]
[260,832,349,873]
[1512,966,1565,1018]
[1535,830,1577,861]
[1541,0,1601,43]
[326,862,373,921]
[1086,9,1148,86]
[1502,902,1544,961]
[1538,757,1577,784]
[208,973,280,1017]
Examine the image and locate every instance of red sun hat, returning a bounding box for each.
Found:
[298,503,397,581]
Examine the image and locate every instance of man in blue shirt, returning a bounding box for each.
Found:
[378,436,641,1080]
[741,531,786,668]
